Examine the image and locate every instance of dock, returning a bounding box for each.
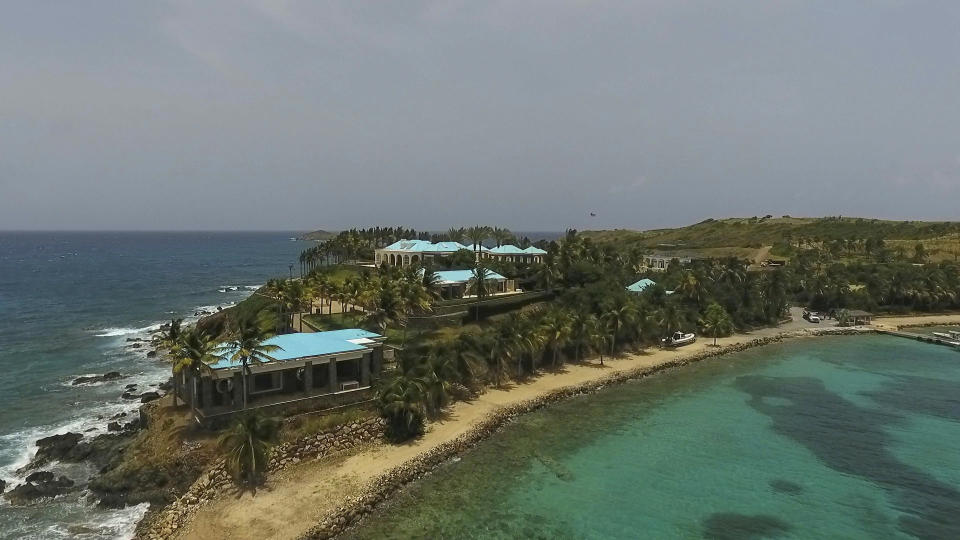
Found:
[875,329,960,349]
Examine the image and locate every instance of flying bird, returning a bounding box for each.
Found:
[590,212,597,217]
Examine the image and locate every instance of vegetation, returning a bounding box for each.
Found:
[700,303,734,346]
[171,328,219,410]
[218,413,280,486]
[582,216,960,257]
[215,318,282,410]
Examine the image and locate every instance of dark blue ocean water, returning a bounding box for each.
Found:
[0,232,308,539]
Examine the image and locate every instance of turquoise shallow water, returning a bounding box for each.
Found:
[345,335,960,539]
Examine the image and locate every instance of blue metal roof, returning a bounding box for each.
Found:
[488,244,528,255]
[626,278,656,293]
[209,329,381,370]
[522,246,547,255]
[381,240,468,253]
[434,269,506,285]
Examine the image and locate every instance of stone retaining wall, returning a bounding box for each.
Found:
[138,417,385,539]
[299,328,872,539]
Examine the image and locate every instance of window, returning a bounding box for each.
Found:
[250,372,281,394]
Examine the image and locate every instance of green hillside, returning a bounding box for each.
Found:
[582,216,960,262]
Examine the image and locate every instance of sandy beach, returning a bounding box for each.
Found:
[165,310,958,540]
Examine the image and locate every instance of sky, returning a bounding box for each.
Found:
[1,1,959,232]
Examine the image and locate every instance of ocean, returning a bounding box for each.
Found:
[0,232,308,539]
[345,335,960,539]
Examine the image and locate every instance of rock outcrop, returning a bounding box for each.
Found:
[72,371,124,385]
[3,471,75,504]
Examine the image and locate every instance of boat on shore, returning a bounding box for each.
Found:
[661,331,696,348]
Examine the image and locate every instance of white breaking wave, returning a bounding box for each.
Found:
[93,323,163,338]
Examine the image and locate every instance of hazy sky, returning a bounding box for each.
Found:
[2,1,959,231]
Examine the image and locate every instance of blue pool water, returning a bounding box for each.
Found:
[0,232,308,539]
[345,336,960,539]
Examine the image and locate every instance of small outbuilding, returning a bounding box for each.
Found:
[626,278,657,294]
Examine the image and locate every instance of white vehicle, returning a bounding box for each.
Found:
[662,331,696,348]
[808,314,821,323]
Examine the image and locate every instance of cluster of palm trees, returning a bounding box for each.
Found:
[794,260,960,313]
[265,265,438,335]
[374,290,732,440]
[298,227,427,274]
[166,317,279,414]
[164,318,283,486]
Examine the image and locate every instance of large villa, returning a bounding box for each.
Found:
[179,329,388,426]
[375,239,546,267]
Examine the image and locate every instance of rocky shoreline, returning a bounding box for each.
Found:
[137,417,386,539]
[137,327,872,540]
[1,331,174,510]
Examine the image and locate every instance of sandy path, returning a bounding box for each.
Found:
[873,313,960,330]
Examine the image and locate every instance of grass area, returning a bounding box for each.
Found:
[303,311,365,331]
[314,264,361,286]
[197,288,278,339]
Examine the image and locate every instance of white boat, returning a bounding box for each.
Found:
[933,332,955,339]
[949,330,960,339]
[662,331,696,348]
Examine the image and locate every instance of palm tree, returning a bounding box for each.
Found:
[589,316,610,366]
[172,328,219,412]
[154,318,184,352]
[501,312,543,378]
[216,318,280,409]
[420,269,443,301]
[569,312,594,362]
[483,324,514,387]
[700,303,734,346]
[541,310,572,367]
[602,298,636,355]
[676,269,703,305]
[468,259,491,321]
[465,225,489,253]
[446,227,465,243]
[278,279,312,332]
[448,332,487,383]
[492,227,514,248]
[417,352,458,415]
[533,260,560,291]
[658,302,684,337]
[219,412,280,486]
[365,281,407,333]
[375,371,427,441]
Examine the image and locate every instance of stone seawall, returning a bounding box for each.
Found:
[138,417,385,539]
[299,328,872,539]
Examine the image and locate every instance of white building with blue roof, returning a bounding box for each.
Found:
[375,239,471,267]
[482,244,547,264]
[183,329,387,426]
[433,268,513,299]
[376,239,546,267]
